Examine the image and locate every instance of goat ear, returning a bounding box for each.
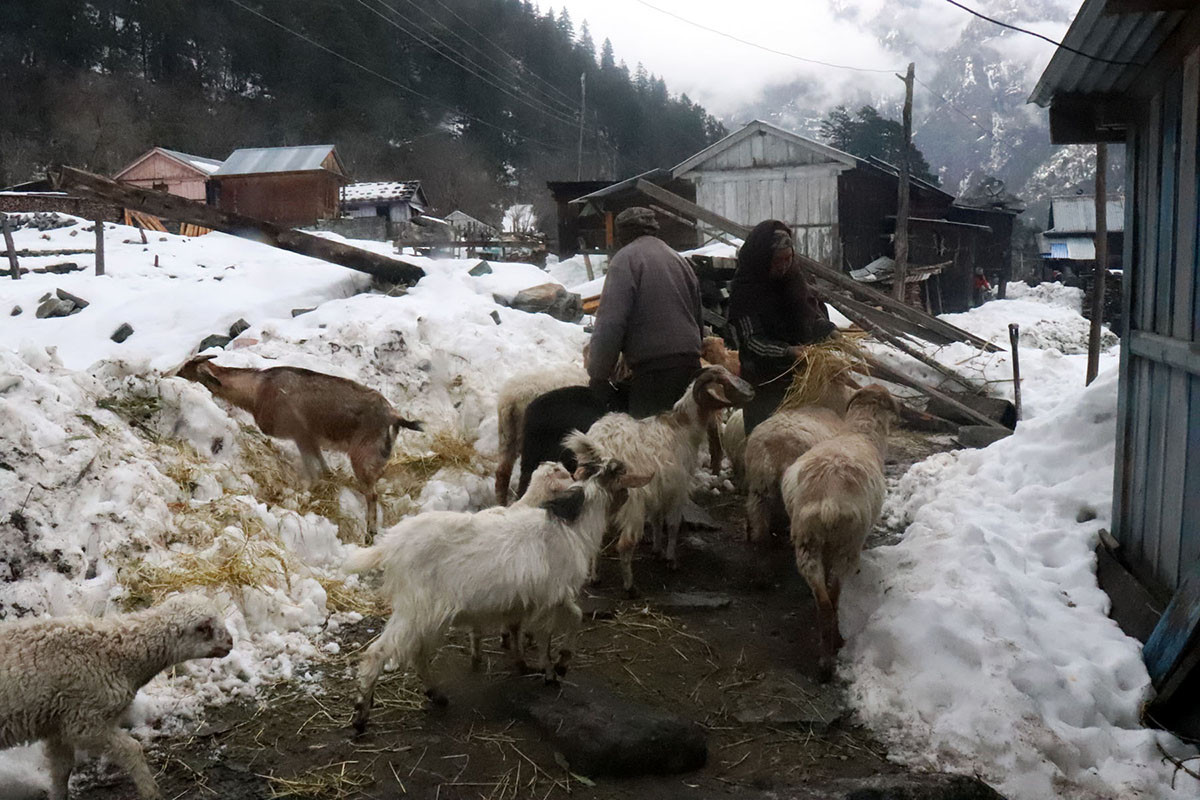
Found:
[619,472,652,489]
[541,486,586,523]
[703,379,731,406]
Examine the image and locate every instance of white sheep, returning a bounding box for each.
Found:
[720,409,746,484]
[343,458,647,731]
[780,384,898,682]
[565,365,754,595]
[494,366,588,505]
[0,594,233,800]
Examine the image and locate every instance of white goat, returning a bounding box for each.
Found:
[720,409,746,484]
[780,384,898,682]
[565,365,754,595]
[343,458,646,731]
[0,594,232,800]
[494,366,587,505]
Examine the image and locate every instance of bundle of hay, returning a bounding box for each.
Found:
[777,331,870,411]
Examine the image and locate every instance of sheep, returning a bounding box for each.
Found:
[178,355,422,540]
[0,594,233,800]
[514,382,629,499]
[494,365,588,505]
[780,384,898,682]
[343,458,648,731]
[565,365,754,595]
[720,409,746,484]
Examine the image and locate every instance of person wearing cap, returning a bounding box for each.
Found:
[585,206,703,418]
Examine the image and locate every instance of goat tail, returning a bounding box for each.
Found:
[562,429,600,466]
[342,544,386,575]
[392,413,424,434]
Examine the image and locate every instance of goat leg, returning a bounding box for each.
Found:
[469,627,483,671]
[664,508,683,570]
[45,736,74,800]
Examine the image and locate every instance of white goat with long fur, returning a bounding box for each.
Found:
[720,409,746,484]
[494,366,588,505]
[565,365,754,595]
[780,384,898,682]
[0,594,233,800]
[343,458,646,731]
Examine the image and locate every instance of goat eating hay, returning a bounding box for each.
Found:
[777,332,869,412]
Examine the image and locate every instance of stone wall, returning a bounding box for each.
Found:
[0,193,123,222]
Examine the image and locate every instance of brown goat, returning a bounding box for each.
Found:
[178,355,422,539]
[699,336,741,474]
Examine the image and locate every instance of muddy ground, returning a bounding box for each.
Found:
[80,431,977,800]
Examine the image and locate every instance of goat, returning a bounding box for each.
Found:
[343,459,648,730]
[178,355,422,540]
[780,384,898,682]
[515,383,629,499]
[700,336,741,474]
[0,594,232,800]
[721,409,746,484]
[565,365,754,595]
[494,365,588,505]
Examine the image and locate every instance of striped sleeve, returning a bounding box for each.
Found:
[730,315,793,364]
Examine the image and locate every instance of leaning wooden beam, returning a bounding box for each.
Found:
[635,178,1001,353]
[826,291,956,347]
[859,353,1007,430]
[833,301,982,392]
[51,166,426,285]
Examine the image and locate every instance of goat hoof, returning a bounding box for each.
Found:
[513,660,538,676]
[425,688,449,708]
[351,705,370,734]
[554,662,569,677]
[665,557,679,572]
[543,670,560,686]
[624,585,641,600]
[470,656,483,672]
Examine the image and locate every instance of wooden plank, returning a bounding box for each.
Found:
[1096,542,1168,646]
[1142,363,1169,584]
[52,166,426,285]
[1182,375,1200,573]
[1174,49,1199,341]
[1143,559,1200,700]
[636,179,752,238]
[1128,330,1200,376]
[858,354,1006,430]
[93,216,105,276]
[826,291,956,347]
[1112,125,1142,553]
[1139,92,1163,333]
[1155,72,1182,336]
[1159,368,1189,588]
[1,213,18,280]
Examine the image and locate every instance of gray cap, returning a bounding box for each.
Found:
[615,206,659,230]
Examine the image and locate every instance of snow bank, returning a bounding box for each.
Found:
[844,367,1198,800]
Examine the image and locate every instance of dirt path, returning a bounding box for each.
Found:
[79,431,979,800]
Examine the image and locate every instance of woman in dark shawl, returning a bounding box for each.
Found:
[727,220,835,435]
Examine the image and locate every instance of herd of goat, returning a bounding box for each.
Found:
[0,336,899,799]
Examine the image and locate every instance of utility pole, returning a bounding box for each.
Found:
[577,72,587,180]
[94,216,105,276]
[893,62,915,303]
[2,213,19,280]
[1086,142,1108,385]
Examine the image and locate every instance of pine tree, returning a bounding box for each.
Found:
[820,105,938,185]
[600,38,616,70]
[578,21,595,62]
[556,7,574,40]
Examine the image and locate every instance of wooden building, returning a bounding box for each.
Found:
[567,169,704,254]
[209,145,347,227]
[113,147,223,201]
[1032,0,1200,729]
[341,181,428,224]
[546,179,614,257]
[1038,194,1125,278]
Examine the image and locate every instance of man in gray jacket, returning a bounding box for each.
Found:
[586,206,703,418]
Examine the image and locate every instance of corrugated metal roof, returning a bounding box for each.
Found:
[160,148,223,174]
[569,168,673,204]
[1044,236,1098,260]
[341,181,420,204]
[1029,0,1187,106]
[212,145,340,176]
[1048,196,1125,233]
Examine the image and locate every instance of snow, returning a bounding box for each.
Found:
[0,209,1191,800]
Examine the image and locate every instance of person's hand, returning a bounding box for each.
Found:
[789,345,808,361]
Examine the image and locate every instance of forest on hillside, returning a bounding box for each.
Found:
[1,0,726,222]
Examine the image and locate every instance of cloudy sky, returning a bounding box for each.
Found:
[555,0,1077,116]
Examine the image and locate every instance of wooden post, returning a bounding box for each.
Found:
[893,62,915,302]
[604,211,615,253]
[1087,143,1108,385]
[1,213,18,280]
[94,217,105,276]
[1009,323,1022,421]
[577,72,587,181]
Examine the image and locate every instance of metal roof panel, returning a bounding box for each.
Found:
[212,145,339,176]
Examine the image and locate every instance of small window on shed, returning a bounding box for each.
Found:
[153,182,168,193]
[376,205,389,218]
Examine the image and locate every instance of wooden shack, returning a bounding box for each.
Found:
[341,181,428,224]
[1039,195,1125,278]
[1031,0,1200,732]
[209,145,346,227]
[566,169,705,254]
[546,180,615,257]
[113,147,223,201]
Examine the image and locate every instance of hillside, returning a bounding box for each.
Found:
[0,0,725,221]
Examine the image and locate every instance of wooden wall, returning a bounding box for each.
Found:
[118,152,209,201]
[1114,44,1200,594]
[213,172,341,226]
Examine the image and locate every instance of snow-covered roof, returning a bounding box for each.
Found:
[341,181,422,205]
[159,148,224,174]
[1047,196,1125,234]
[213,145,343,177]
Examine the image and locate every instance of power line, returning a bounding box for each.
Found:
[395,0,582,116]
[355,0,583,129]
[634,0,896,74]
[941,0,1142,66]
[913,77,992,139]
[223,0,587,153]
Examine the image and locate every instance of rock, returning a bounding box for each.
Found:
[111,323,134,343]
[652,592,731,612]
[291,307,315,317]
[469,260,493,276]
[507,283,583,323]
[682,500,720,530]
[35,297,76,319]
[198,334,232,351]
[10,306,20,317]
[228,318,250,338]
[956,425,1012,449]
[489,310,502,325]
[55,288,89,309]
[36,262,81,275]
[38,292,51,302]
[503,680,706,777]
